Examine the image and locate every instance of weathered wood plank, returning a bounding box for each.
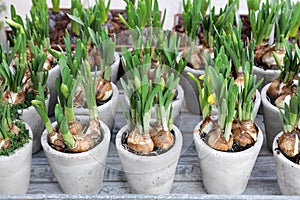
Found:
[25,180,280,195]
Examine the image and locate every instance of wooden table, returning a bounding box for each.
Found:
[1,91,298,200]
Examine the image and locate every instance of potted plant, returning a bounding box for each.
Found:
[250,0,300,90]
[51,30,119,131]
[0,88,32,194]
[192,62,263,194]
[6,2,60,115]
[262,41,300,151]
[116,48,182,194]
[33,53,111,194]
[67,3,121,83]
[0,25,50,154]
[180,0,235,114]
[215,23,261,119]
[273,85,300,195]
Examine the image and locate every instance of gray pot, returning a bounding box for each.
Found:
[74,83,119,131]
[116,125,183,194]
[180,66,205,115]
[261,83,283,151]
[273,132,300,195]
[41,117,111,194]
[90,52,120,83]
[252,65,280,91]
[194,121,263,194]
[0,123,32,194]
[19,93,50,154]
[47,64,60,116]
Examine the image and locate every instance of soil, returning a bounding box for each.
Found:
[121,129,175,156]
[275,145,300,165]
[200,129,254,152]
[240,15,251,42]
[49,9,74,48]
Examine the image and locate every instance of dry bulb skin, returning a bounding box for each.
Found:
[151,129,174,151]
[267,79,296,106]
[207,125,233,152]
[262,47,285,69]
[232,120,258,147]
[48,130,66,151]
[88,45,101,69]
[68,120,84,135]
[278,130,300,158]
[2,90,25,105]
[96,77,113,102]
[127,128,154,154]
[183,45,207,70]
[254,41,271,65]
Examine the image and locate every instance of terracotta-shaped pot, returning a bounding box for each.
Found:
[194,121,263,194]
[0,123,32,194]
[116,125,183,194]
[74,83,119,131]
[41,117,111,194]
[90,52,120,83]
[261,83,283,151]
[19,93,50,154]
[180,64,205,115]
[47,64,60,116]
[273,132,300,195]
[252,65,280,91]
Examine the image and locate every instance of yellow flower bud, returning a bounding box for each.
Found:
[208,94,216,105]
[199,75,205,80]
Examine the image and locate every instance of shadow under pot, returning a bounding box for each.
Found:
[41,117,111,194]
[116,125,183,194]
[193,121,263,194]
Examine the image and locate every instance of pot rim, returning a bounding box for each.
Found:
[41,119,110,158]
[73,82,119,111]
[18,92,50,112]
[252,65,281,74]
[116,124,182,160]
[273,131,300,170]
[193,120,264,156]
[0,122,32,160]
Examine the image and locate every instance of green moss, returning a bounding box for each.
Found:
[0,121,31,156]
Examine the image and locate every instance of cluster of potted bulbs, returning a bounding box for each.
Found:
[0,0,300,196]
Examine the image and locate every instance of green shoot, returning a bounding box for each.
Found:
[88,28,116,81]
[51,0,60,13]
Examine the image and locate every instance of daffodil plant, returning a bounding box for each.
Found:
[277,86,300,160]
[267,41,300,107]
[51,0,60,13]
[120,51,159,154]
[0,92,30,156]
[275,1,300,51]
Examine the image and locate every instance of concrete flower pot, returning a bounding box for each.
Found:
[116,125,183,194]
[261,83,283,151]
[124,84,184,122]
[211,89,261,120]
[47,64,61,116]
[180,65,205,115]
[0,123,32,194]
[193,121,263,194]
[273,132,300,195]
[41,117,111,194]
[73,83,119,131]
[19,93,50,154]
[90,52,120,83]
[252,65,280,91]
